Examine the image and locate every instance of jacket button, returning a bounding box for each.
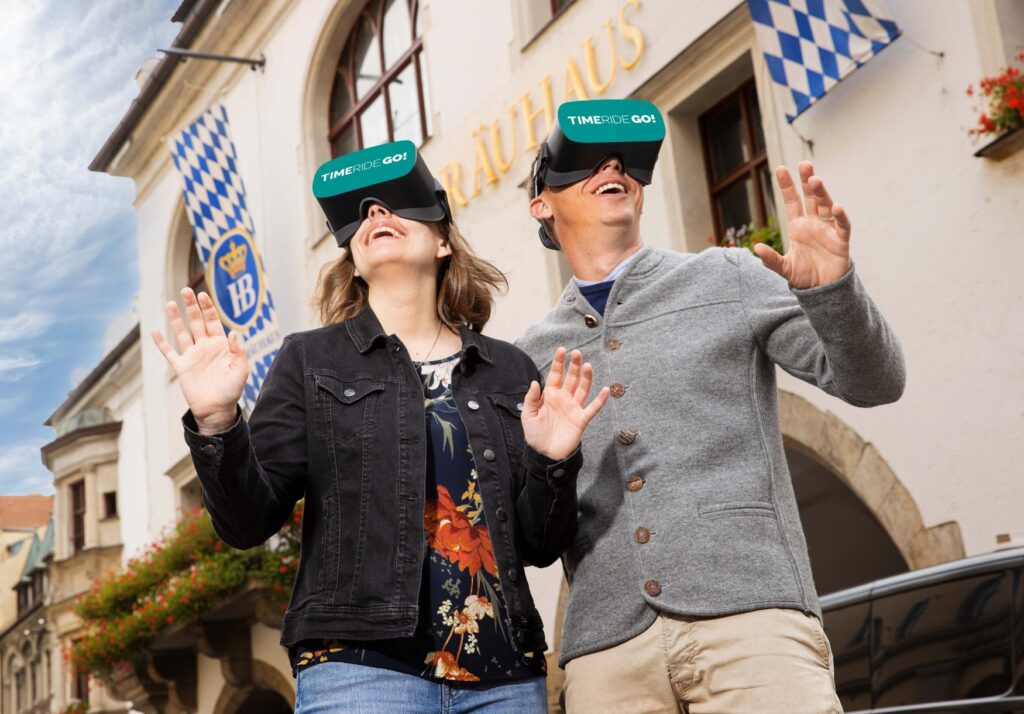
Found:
[459,363,469,375]
[507,568,519,583]
[551,468,566,479]
[635,527,651,544]
[483,449,496,462]
[625,476,645,492]
[605,339,621,351]
[516,630,527,643]
[609,383,627,398]
[200,444,217,457]
[495,507,508,522]
[644,579,662,597]
[467,400,480,410]
[343,388,356,397]
[584,315,599,328]
[516,402,524,411]
[617,428,638,445]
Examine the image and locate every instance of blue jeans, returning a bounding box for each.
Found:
[295,661,548,713]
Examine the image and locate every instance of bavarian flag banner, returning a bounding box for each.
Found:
[748,0,901,122]
[169,104,282,412]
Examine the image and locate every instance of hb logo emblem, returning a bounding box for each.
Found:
[208,227,267,331]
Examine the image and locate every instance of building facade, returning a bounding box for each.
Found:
[56,0,1024,711]
[0,498,54,714]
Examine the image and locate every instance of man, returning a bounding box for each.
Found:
[516,99,904,713]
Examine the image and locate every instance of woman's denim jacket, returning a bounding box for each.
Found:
[183,307,581,653]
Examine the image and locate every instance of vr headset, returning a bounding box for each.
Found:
[313,140,452,247]
[531,98,666,250]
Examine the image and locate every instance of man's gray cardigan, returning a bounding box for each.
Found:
[516,245,905,667]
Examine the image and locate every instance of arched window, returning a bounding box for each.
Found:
[329,0,429,155]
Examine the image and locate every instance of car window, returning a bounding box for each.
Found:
[824,601,872,711]
[872,571,1013,705]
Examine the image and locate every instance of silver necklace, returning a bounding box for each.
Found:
[414,321,444,362]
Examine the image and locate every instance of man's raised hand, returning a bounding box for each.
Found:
[754,161,852,289]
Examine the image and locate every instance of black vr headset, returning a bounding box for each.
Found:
[313,140,452,247]
[531,99,666,250]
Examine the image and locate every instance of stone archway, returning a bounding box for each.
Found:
[213,659,295,714]
[778,390,964,570]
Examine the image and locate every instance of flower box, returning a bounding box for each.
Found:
[973,124,1024,160]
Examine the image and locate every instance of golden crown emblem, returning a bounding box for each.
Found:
[218,240,248,278]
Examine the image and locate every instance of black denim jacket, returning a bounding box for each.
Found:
[182,307,581,654]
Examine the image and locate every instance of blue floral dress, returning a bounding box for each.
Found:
[289,353,545,683]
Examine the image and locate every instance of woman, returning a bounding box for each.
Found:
[151,142,608,713]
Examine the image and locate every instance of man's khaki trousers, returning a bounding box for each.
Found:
[563,607,844,713]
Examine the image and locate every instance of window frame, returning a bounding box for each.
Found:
[102,491,118,520]
[698,79,771,242]
[328,0,428,154]
[70,480,85,554]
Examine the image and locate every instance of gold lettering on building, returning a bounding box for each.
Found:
[445,0,646,214]
[618,0,644,71]
[489,106,519,174]
[469,128,498,197]
[583,20,618,95]
[520,76,555,154]
[563,56,589,102]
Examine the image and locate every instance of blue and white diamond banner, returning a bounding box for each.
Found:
[170,104,282,412]
[748,0,901,122]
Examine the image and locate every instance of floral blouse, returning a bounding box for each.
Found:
[289,353,545,683]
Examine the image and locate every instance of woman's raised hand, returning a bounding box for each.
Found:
[151,288,249,434]
[521,348,609,461]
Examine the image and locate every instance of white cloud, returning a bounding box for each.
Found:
[0,312,55,344]
[0,442,53,495]
[69,366,91,388]
[0,0,179,298]
[0,354,40,378]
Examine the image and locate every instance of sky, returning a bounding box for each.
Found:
[0,1,181,495]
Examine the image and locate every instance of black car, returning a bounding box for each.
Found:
[822,545,1024,713]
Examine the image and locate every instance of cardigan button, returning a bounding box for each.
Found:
[609,383,627,398]
[483,449,496,462]
[605,339,621,351]
[584,315,599,328]
[635,527,651,544]
[617,428,638,445]
[625,476,645,492]
[495,507,508,522]
[507,568,519,583]
[644,579,662,597]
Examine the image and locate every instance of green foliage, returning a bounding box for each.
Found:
[67,504,302,678]
[714,216,785,254]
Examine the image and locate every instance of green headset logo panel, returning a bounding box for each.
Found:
[313,140,416,198]
[557,99,665,143]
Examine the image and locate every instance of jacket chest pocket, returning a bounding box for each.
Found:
[314,374,387,447]
[487,392,528,478]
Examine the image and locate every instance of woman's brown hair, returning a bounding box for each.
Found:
[314,221,508,332]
